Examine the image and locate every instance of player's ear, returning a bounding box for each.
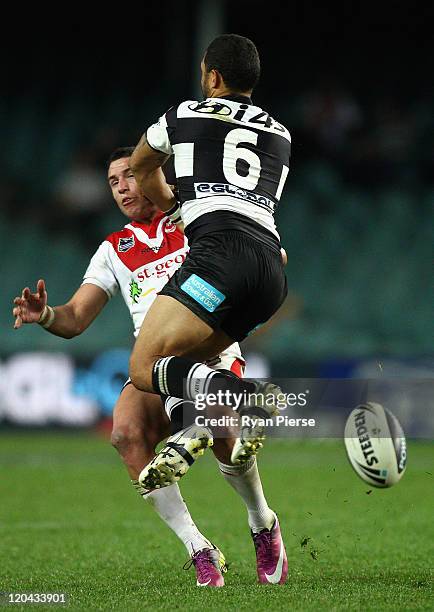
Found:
[210,68,220,89]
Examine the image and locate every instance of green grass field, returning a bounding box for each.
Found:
[0,432,433,611]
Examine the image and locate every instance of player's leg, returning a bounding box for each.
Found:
[140,350,287,583]
[129,294,281,437]
[134,304,282,496]
[129,295,274,483]
[211,420,276,533]
[129,294,234,391]
[147,394,287,585]
[111,383,168,478]
[136,327,278,494]
[216,456,288,584]
[111,383,226,585]
[209,359,288,585]
[131,234,286,496]
[128,227,284,405]
[209,419,287,585]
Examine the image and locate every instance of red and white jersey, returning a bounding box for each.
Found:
[82,211,243,365]
[83,212,187,336]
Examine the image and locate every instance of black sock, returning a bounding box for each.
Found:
[164,397,197,434]
[153,356,256,406]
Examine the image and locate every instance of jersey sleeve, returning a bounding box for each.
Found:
[81,241,119,298]
[146,106,177,155]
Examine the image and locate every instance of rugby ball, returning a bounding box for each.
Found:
[344,402,407,488]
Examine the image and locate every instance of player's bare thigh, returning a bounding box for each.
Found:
[111,384,170,476]
[129,295,234,392]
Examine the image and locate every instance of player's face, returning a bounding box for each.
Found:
[108,157,157,222]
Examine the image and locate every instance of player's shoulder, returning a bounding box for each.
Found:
[156,101,188,128]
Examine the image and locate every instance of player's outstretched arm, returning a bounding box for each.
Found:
[13,280,108,338]
[130,135,176,213]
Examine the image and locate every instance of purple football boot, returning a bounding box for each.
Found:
[252,516,288,585]
[184,546,227,587]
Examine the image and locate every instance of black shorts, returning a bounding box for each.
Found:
[159,230,288,341]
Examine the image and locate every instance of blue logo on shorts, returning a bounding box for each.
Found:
[181,274,225,313]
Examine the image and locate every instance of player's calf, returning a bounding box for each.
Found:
[111,425,157,478]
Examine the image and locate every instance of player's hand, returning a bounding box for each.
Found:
[13,279,48,329]
[281,248,288,266]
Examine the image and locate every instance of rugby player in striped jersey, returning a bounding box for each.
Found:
[13,147,288,586]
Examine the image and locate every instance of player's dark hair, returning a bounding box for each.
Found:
[107,146,135,167]
[204,34,260,93]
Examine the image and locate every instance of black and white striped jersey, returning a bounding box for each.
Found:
[146,94,291,243]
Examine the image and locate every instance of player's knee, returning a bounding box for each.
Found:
[111,425,144,454]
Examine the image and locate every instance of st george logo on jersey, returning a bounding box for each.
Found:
[118,236,135,252]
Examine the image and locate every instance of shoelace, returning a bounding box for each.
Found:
[253,528,273,569]
[183,549,218,583]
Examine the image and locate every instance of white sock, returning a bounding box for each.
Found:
[132,480,212,555]
[217,458,276,533]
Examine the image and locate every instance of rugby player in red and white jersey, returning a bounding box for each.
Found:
[12,147,288,587]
